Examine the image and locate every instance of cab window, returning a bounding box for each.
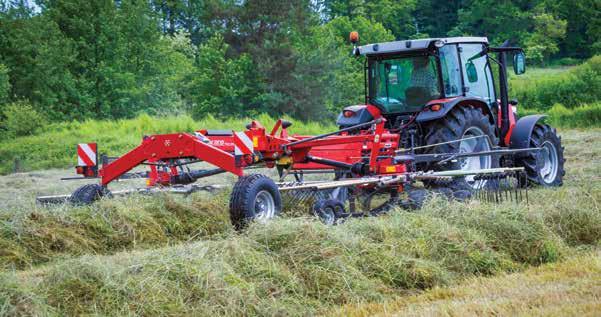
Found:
[439,44,462,97]
[459,43,495,104]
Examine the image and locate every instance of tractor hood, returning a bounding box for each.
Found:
[357,37,488,56]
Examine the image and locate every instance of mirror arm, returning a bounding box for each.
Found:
[487,54,501,67]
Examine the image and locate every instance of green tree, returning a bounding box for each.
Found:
[322,0,417,39]
[449,0,534,45]
[317,16,395,113]
[0,64,10,105]
[187,34,258,119]
[524,12,567,65]
[543,0,601,58]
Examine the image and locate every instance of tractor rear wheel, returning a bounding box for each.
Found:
[229,174,282,230]
[517,123,565,186]
[422,105,498,190]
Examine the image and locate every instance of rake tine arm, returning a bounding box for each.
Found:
[100,133,242,186]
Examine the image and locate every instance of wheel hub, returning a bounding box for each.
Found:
[539,141,559,183]
[254,190,276,222]
[458,127,491,188]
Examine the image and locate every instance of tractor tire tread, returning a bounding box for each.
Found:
[70,184,111,205]
[421,105,498,190]
[518,123,565,186]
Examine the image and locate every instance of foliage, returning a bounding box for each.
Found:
[0,0,599,123]
[524,12,567,65]
[0,101,47,138]
[545,103,601,128]
[187,35,258,119]
[510,56,601,110]
[0,64,9,105]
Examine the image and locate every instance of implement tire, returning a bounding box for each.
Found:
[517,123,565,187]
[421,105,498,190]
[229,174,282,230]
[70,184,111,205]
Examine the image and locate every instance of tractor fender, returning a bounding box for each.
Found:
[415,97,495,124]
[509,114,547,149]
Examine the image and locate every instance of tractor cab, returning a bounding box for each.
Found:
[337,35,526,147]
[364,37,492,114]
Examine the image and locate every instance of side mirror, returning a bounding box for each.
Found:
[465,62,478,83]
[513,52,526,75]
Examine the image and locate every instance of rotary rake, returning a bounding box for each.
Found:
[38,118,532,229]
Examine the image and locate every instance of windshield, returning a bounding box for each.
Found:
[368,55,441,113]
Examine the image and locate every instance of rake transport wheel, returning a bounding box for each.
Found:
[313,199,346,225]
[69,184,112,205]
[421,105,498,190]
[517,123,565,186]
[229,174,282,230]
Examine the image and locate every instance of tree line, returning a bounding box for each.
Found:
[0,0,598,125]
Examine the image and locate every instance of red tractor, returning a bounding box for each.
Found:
[40,34,564,228]
[341,33,564,190]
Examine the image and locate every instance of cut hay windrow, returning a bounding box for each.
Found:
[0,184,600,316]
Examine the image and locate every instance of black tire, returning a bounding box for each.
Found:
[517,124,565,186]
[421,105,498,190]
[69,184,111,205]
[405,188,429,210]
[229,174,282,230]
[313,199,346,225]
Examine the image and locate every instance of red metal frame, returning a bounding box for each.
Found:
[90,116,407,188]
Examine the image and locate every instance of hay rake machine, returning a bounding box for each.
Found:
[38,34,565,229]
[40,117,533,229]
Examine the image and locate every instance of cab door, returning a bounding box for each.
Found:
[458,43,496,106]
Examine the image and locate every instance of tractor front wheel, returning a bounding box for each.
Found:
[518,124,565,186]
[229,174,282,230]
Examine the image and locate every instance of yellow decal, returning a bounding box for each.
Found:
[252,136,259,147]
[385,166,396,173]
[277,156,293,165]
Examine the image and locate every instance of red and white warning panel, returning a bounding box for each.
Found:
[233,132,254,156]
[77,143,97,166]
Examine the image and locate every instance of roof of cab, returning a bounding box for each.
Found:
[358,37,488,56]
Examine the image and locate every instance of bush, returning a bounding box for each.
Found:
[550,57,582,67]
[0,101,47,138]
[546,103,601,128]
[510,56,601,110]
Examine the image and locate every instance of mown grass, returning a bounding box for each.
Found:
[0,193,233,270]
[0,187,599,316]
[334,250,601,316]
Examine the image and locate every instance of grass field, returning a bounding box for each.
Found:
[0,128,599,315]
[335,251,601,316]
[0,60,599,315]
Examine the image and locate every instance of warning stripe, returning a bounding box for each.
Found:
[233,132,253,155]
[77,143,97,166]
